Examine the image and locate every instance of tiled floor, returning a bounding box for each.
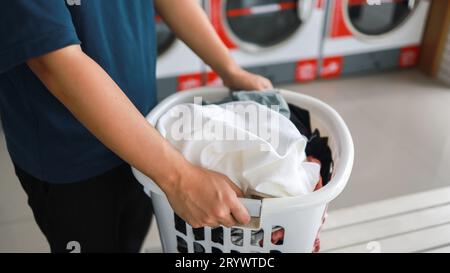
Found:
[1,69,449,252]
[321,187,450,253]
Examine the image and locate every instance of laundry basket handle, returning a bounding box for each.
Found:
[238,198,262,217]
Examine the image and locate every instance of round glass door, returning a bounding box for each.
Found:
[156,16,176,56]
[224,0,313,49]
[345,0,417,36]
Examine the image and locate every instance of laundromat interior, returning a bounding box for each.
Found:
[1,0,450,253]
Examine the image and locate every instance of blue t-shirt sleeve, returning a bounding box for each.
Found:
[0,0,81,74]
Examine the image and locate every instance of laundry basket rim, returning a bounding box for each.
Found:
[132,87,354,213]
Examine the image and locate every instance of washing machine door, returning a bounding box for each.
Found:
[345,0,418,36]
[156,16,176,56]
[224,0,313,51]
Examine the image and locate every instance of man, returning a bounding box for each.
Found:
[0,0,272,252]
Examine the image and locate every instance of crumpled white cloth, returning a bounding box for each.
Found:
[156,101,320,197]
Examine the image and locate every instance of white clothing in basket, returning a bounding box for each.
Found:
[156,101,320,197]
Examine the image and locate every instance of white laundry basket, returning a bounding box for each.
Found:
[132,87,354,253]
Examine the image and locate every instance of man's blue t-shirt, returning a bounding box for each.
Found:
[0,1,157,183]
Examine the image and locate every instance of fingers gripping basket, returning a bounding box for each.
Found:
[132,87,354,253]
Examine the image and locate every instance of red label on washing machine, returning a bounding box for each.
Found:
[348,0,373,5]
[206,71,224,87]
[177,73,203,91]
[399,46,421,68]
[320,56,343,78]
[330,0,353,38]
[317,0,325,9]
[210,0,237,49]
[296,59,318,82]
[227,2,298,17]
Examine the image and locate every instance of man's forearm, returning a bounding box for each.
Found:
[155,0,239,78]
[27,45,190,191]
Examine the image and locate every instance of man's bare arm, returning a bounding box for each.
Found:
[155,0,273,90]
[27,45,250,227]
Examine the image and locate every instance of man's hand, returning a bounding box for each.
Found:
[222,67,273,91]
[163,165,250,228]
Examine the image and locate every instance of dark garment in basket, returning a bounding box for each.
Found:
[203,90,291,119]
[288,104,333,185]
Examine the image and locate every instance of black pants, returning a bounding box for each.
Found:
[15,163,153,253]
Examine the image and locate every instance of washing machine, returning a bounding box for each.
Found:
[205,0,326,86]
[320,0,431,78]
[155,11,204,101]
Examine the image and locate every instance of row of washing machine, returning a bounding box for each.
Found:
[156,0,431,101]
